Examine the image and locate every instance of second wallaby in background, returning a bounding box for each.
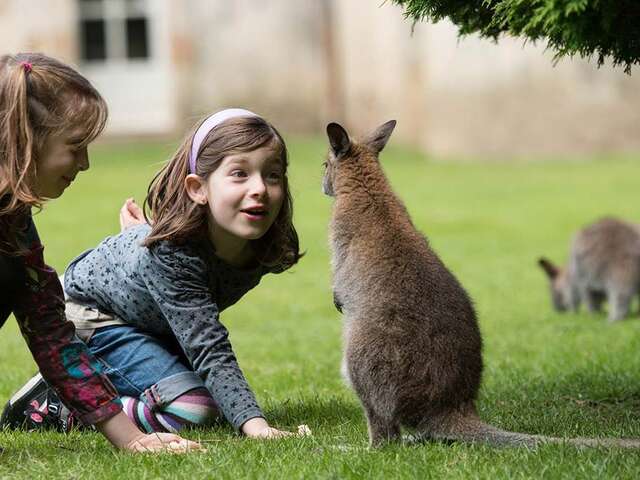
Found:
[539,217,640,322]
[323,120,640,449]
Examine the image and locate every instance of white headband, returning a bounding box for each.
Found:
[189,108,258,174]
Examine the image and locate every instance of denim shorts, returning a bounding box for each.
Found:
[87,324,207,405]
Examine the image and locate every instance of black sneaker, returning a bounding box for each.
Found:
[0,373,76,432]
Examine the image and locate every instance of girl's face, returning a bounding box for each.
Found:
[35,133,89,199]
[204,143,285,261]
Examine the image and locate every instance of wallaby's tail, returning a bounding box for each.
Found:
[419,408,640,449]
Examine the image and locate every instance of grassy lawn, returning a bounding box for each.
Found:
[1,137,640,479]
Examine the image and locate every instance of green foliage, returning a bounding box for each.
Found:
[393,0,640,73]
[1,140,640,477]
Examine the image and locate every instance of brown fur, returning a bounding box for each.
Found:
[323,121,640,449]
[539,217,640,322]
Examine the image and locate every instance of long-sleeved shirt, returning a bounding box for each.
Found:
[0,212,121,425]
[64,224,269,430]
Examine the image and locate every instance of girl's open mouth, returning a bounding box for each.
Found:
[241,207,268,219]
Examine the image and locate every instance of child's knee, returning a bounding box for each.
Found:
[147,386,220,428]
[172,387,220,425]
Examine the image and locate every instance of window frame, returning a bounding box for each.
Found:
[78,0,151,63]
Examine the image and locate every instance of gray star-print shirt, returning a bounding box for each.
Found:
[64,224,268,430]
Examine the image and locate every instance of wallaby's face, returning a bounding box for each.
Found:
[538,258,571,311]
[322,121,397,197]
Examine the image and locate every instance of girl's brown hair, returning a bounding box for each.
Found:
[0,52,108,253]
[143,115,301,273]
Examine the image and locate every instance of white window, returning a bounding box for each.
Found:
[79,0,150,62]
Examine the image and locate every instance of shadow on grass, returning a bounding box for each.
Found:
[479,367,640,438]
[264,395,363,429]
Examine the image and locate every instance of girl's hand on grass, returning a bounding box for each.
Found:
[241,417,311,439]
[98,411,203,453]
[119,198,146,232]
[126,432,204,453]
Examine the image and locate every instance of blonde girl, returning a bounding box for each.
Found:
[0,52,198,453]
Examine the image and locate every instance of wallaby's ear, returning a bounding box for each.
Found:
[326,123,351,158]
[364,120,396,154]
[538,257,559,279]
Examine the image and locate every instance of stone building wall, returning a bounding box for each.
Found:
[0,0,76,61]
[175,1,327,133]
[333,0,640,158]
[0,0,638,158]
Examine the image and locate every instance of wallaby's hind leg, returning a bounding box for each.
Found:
[362,403,400,448]
[585,290,605,314]
[608,290,632,322]
[346,350,401,447]
[568,286,582,313]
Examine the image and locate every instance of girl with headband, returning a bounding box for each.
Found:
[5,108,305,438]
[0,52,199,452]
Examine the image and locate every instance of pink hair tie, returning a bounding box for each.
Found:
[20,61,32,74]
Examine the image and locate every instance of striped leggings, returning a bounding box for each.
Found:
[121,385,219,433]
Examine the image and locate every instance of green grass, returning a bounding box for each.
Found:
[1,137,640,479]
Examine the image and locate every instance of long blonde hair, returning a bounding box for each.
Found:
[0,52,107,253]
[143,116,302,273]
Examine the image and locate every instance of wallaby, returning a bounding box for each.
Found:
[323,120,640,449]
[539,217,640,322]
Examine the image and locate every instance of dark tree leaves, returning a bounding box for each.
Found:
[393,0,640,73]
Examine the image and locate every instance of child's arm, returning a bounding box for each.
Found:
[13,244,122,425]
[143,243,291,437]
[13,243,200,452]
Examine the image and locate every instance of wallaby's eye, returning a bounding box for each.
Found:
[322,161,328,170]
